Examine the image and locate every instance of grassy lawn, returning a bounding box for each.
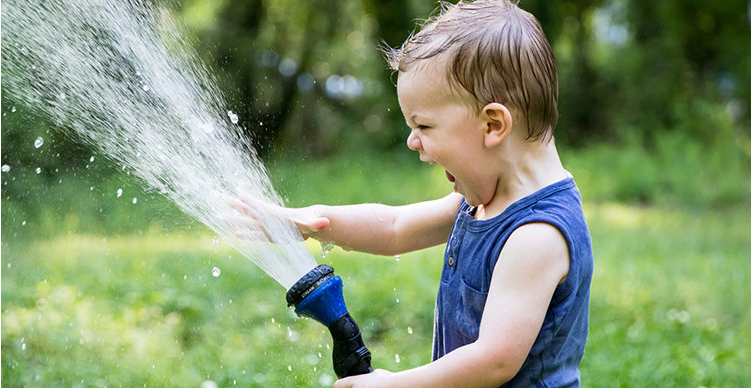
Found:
[2,145,750,387]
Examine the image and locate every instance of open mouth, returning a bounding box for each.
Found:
[445,170,456,183]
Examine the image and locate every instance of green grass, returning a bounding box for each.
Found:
[2,139,750,387]
[583,202,749,386]
[1,232,441,387]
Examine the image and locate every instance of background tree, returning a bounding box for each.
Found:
[172,0,750,154]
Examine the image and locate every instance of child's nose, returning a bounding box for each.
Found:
[406,130,422,151]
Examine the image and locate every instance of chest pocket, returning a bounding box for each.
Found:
[454,232,498,341]
[455,277,488,341]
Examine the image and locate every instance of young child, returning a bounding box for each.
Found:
[234,0,593,386]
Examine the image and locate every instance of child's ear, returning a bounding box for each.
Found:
[481,102,513,148]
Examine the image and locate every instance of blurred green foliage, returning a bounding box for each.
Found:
[3,0,749,161]
[175,0,750,150]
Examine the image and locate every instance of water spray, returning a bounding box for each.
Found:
[286,264,372,378]
[4,0,368,378]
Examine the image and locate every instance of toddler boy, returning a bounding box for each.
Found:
[234,1,593,386]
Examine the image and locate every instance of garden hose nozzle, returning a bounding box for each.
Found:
[286,264,372,378]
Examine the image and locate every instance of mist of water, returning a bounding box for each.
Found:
[2,0,318,289]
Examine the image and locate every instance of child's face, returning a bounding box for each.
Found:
[397,65,499,206]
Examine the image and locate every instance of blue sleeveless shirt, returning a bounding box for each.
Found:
[432,177,593,388]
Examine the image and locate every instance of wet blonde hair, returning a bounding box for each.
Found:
[384,0,558,141]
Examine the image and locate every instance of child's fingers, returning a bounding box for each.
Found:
[229,195,278,224]
[224,214,263,230]
[226,197,251,216]
[232,192,324,238]
[228,218,274,241]
[238,192,284,218]
[235,230,269,241]
[238,192,269,211]
[222,212,275,241]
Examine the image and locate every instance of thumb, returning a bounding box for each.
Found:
[294,216,330,237]
[307,217,330,231]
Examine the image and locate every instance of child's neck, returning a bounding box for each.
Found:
[475,139,567,220]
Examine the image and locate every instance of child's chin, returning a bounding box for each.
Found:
[465,200,480,207]
[462,193,489,208]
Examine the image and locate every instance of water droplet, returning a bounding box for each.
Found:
[319,374,334,386]
[21,343,26,350]
[21,221,26,226]
[287,365,292,372]
[396,298,400,303]
[211,267,221,277]
[407,326,413,334]
[11,106,17,113]
[227,110,239,124]
[142,84,150,92]
[394,255,400,261]
[116,188,123,197]
[59,93,66,100]
[1,165,10,172]
[200,381,218,388]
[395,353,400,363]
[89,156,95,162]
[320,242,334,258]
[35,167,42,174]
[34,137,44,148]
[200,123,214,134]
[287,327,300,342]
[132,197,138,204]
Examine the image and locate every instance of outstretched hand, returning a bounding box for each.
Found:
[227,193,330,241]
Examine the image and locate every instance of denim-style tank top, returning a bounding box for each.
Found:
[433,177,593,388]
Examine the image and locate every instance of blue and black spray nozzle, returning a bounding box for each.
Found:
[286,264,372,378]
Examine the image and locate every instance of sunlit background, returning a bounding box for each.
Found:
[2,0,750,387]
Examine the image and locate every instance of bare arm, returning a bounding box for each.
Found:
[230,192,462,256]
[334,222,570,388]
[306,192,461,255]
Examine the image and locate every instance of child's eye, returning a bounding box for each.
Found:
[417,125,430,130]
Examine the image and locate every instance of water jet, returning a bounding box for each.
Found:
[3,0,373,379]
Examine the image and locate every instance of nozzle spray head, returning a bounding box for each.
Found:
[286,264,372,378]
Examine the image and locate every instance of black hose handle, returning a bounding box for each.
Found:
[329,312,373,378]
